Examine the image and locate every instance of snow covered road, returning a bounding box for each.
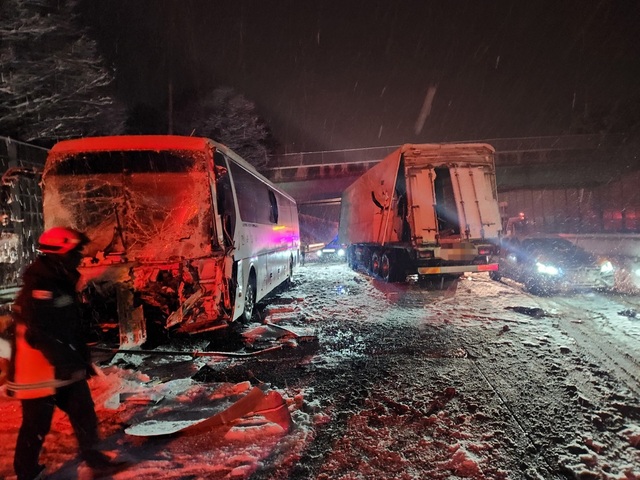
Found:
[1,262,639,479]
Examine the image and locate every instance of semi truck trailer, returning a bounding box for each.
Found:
[339,143,502,282]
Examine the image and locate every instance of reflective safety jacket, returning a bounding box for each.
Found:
[8,324,86,398]
[6,255,90,399]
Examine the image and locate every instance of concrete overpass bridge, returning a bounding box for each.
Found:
[264,134,638,233]
[265,134,631,206]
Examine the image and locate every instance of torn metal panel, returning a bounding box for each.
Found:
[116,284,146,348]
[78,254,231,346]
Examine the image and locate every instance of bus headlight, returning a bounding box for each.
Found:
[338,248,345,256]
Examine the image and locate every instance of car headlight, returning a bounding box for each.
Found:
[337,249,345,256]
[599,261,613,274]
[536,262,559,275]
[317,250,323,257]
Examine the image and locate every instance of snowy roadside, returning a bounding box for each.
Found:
[0,358,317,479]
[0,264,639,479]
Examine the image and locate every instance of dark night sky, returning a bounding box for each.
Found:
[83,0,640,152]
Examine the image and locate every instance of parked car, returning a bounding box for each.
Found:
[490,236,614,295]
[316,235,347,262]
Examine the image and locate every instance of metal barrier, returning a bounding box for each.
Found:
[1,137,47,294]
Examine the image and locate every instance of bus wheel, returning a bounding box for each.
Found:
[242,272,256,323]
[287,257,294,285]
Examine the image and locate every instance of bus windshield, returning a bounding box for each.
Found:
[43,149,214,261]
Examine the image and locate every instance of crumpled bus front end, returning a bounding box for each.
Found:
[43,138,233,347]
[76,254,231,348]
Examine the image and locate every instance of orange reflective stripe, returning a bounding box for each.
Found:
[9,324,55,398]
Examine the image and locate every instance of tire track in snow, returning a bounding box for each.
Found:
[544,296,640,398]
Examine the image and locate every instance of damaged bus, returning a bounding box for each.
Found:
[42,136,300,347]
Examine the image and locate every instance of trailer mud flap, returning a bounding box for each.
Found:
[117,285,147,348]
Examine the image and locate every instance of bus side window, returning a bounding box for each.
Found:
[268,190,278,224]
[214,152,236,246]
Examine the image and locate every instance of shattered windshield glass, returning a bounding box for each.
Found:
[43,150,213,261]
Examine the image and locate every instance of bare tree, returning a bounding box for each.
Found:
[0,0,125,144]
[173,87,276,169]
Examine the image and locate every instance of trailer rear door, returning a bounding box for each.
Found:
[406,166,438,243]
[450,166,502,239]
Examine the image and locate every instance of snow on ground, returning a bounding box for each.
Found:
[0,364,310,479]
[1,262,639,479]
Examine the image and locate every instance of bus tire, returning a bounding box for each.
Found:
[242,271,257,323]
[286,257,294,286]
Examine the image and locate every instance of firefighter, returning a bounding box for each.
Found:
[6,227,120,479]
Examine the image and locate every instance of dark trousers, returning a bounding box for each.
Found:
[14,380,98,480]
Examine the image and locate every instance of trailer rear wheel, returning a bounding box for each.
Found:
[347,246,357,270]
[371,251,381,277]
[380,252,393,282]
[362,247,372,273]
